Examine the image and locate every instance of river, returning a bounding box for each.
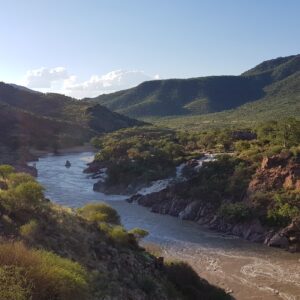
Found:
[30,152,300,300]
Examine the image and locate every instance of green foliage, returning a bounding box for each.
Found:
[267,193,300,227]
[188,155,253,204]
[78,202,120,225]
[0,266,32,300]
[218,203,252,222]
[109,225,130,245]
[3,181,45,212]
[0,165,15,180]
[0,242,89,300]
[256,118,300,148]
[93,126,186,187]
[128,228,149,241]
[19,219,39,239]
[8,172,35,189]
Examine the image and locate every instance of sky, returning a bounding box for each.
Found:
[0,0,299,98]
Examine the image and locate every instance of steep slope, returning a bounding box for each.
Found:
[87,76,265,117]
[0,82,144,162]
[0,82,143,132]
[0,168,231,300]
[154,70,300,130]
[0,101,93,163]
[87,54,300,119]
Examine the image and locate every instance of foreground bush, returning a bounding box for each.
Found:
[0,242,89,300]
[1,181,45,212]
[0,266,31,300]
[78,202,120,224]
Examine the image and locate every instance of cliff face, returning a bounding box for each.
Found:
[128,154,300,252]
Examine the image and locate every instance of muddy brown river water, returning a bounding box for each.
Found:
[30,152,300,300]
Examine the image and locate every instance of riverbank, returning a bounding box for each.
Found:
[30,143,96,157]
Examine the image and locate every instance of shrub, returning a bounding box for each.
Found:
[0,242,89,300]
[267,194,299,226]
[19,219,39,239]
[0,266,32,300]
[78,203,120,225]
[109,225,130,245]
[128,228,149,241]
[8,173,35,189]
[218,202,252,222]
[0,165,15,180]
[3,181,45,212]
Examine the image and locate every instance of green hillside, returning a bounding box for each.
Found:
[151,70,300,130]
[87,54,300,120]
[0,82,143,157]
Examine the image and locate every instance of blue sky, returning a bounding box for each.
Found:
[0,0,299,97]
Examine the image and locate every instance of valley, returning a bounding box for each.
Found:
[31,151,300,300]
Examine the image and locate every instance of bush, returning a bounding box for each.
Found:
[0,165,15,180]
[267,194,299,226]
[109,225,130,245]
[0,266,32,300]
[78,203,120,225]
[0,242,89,300]
[128,228,149,241]
[8,173,35,189]
[218,202,252,222]
[19,219,39,239]
[3,181,45,212]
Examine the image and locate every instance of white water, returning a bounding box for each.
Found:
[138,154,215,195]
[30,152,300,300]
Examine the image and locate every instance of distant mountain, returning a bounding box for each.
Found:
[8,83,42,94]
[0,82,143,161]
[86,54,300,119]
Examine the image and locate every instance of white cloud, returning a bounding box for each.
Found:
[23,67,69,88]
[21,67,159,98]
[65,69,158,98]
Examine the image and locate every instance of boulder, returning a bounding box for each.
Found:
[178,201,201,220]
[267,233,289,249]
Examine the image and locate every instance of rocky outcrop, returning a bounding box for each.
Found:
[14,164,38,177]
[127,153,300,252]
[248,152,300,193]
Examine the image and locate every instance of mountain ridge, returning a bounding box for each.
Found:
[0,82,144,163]
[86,54,300,119]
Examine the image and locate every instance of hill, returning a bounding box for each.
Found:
[87,54,300,120]
[0,82,143,163]
[0,167,231,300]
[152,70,300,130]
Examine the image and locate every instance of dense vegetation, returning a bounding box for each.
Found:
[91,127,188,190]
[0,167,231,299]
[92,118,300,228]
[87,54,300,121]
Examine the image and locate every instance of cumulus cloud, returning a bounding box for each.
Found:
[65,70,159,98]
[21,67,159,98]
[23,67,69,88]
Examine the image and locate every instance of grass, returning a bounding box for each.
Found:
[0,242,89,300]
